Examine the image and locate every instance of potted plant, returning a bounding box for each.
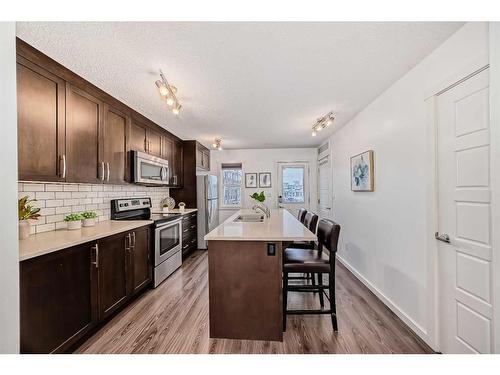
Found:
[64,213,83,230]
[250,191,266,203]
[81,211,98,227]
[18,196,41,239]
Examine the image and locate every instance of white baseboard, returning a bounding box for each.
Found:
[336,255,430,346]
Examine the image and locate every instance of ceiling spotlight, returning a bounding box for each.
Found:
[213,138,222,150]
[310,111,335,136]
[156,70,181,115]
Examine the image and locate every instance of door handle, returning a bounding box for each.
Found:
[91,244,99,268]
[435,232,450,243]
[60,154,67,179]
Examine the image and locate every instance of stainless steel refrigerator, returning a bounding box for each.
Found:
[196,174,219,249]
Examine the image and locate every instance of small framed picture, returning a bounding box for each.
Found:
[245,173,257,188]
[350,150,374,191]
[259,172,272,188]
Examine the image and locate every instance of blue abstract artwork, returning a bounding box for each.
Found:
[351,150,374,191]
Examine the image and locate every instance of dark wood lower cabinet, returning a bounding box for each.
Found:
[20,225,152,353]
[20,243,98,354]
[182,211,198,259]
[97,232,129,320]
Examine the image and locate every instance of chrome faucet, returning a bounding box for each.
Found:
[252,204,270,218]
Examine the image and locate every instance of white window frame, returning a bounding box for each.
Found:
[220,163,243,209]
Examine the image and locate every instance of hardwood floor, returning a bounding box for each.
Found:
[75,250,433,354]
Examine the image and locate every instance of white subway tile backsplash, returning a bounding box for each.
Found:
[24,183,45,192]
[36,191,55,200]
[20,181,169,234]
[45,184,64,192]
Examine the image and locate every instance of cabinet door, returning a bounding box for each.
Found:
[97,232,129,320]
[202,150,210,171]
[17,57,66,182]
[172,140,183,187]
[130,121,147,152]
[103,105,129,184]
[146,128,162,156]
[196,147,203,169]
[131,227,151,294]
[66,84,103,183]
[20,243,97,353]
[161,136,173,162]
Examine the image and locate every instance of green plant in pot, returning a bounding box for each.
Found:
[18,196,41,239]
[250,191,266,203]
[81,211,98,227]
[64,213,83,230]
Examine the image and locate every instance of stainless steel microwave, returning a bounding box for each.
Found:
[132,150,169,185]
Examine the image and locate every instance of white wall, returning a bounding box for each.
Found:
[328,22,489,346]
[210,148,318,222]
[0,22,20,353]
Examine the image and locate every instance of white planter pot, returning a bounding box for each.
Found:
[162,207,170,213]
[67,220,82,230]
[82,218,96,227]
[19,221,31,240]
[179,206,185,213]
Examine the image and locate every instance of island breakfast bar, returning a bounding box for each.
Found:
[204,208,316,341]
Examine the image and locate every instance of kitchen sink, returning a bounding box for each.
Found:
[233,214,265,222]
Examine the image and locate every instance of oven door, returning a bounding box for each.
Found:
[134,151,169,185]
[154,219,182,266]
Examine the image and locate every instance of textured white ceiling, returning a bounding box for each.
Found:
[16,22,463,149]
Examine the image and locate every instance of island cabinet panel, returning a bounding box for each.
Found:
[16,56,66,182]
[66,84,103,183]
[97,232,129,320]
[131,226,151,294]
[102,105,129,184]
[208,240,283,341]
[20,242,98,353]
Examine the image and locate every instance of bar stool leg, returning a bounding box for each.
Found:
[318,273,324,308]
[329,271,338,331]
[283,271,288,331]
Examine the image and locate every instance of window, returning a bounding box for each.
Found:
[221,163,242,207]
[282,166,305,203]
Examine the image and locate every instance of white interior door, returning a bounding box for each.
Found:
[436,67,493,353]
[318,156,332,219]
[277,162,309,217]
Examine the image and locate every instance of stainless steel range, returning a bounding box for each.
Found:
[110,198,182,287]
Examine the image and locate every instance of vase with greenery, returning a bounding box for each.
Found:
[250,191,266,203]
[81,211,98,227]
[18,196,41,239]
[64,213,83,230]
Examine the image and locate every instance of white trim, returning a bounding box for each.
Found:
[489,22,500,354]
[337,255,431,346]
[424,54,489,99]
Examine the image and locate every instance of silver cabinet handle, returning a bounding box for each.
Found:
[106,162,110,181]
[91,244,99,268]
[60,154,67,179]
[100,161,105,181]
[125,233,131,252]
[435,232,450,243]
[131,232,136,248]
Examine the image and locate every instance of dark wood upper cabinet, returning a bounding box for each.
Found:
[16,38,184,186]
[102,105,129,184]
[97,232,129,320]
[131,227,151,294]
[17,56,66,182]
[146,128,162,157]
[66,84,103,183]
[130,121,147,153]
[195,143,211,171]
[20,242,98,353]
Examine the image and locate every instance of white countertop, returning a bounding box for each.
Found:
[19,220,153,261]
[204,208,316,241]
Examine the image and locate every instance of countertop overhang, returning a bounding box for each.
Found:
[204,208,316,242]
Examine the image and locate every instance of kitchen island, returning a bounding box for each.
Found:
[204,208,316,341]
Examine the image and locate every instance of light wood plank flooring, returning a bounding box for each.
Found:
[76,250,433,354]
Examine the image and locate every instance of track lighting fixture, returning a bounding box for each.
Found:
[212,138,222,150]
[311,111,335,136]
[155,69,181,115]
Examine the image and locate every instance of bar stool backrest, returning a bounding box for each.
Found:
[298,208,307,224]
[317,219,341,265]
[303,212,319,234]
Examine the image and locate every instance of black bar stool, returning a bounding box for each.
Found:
[283,218,341,331]
[297,208,307,223]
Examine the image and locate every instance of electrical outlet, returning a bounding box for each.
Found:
[267,243,276,256]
